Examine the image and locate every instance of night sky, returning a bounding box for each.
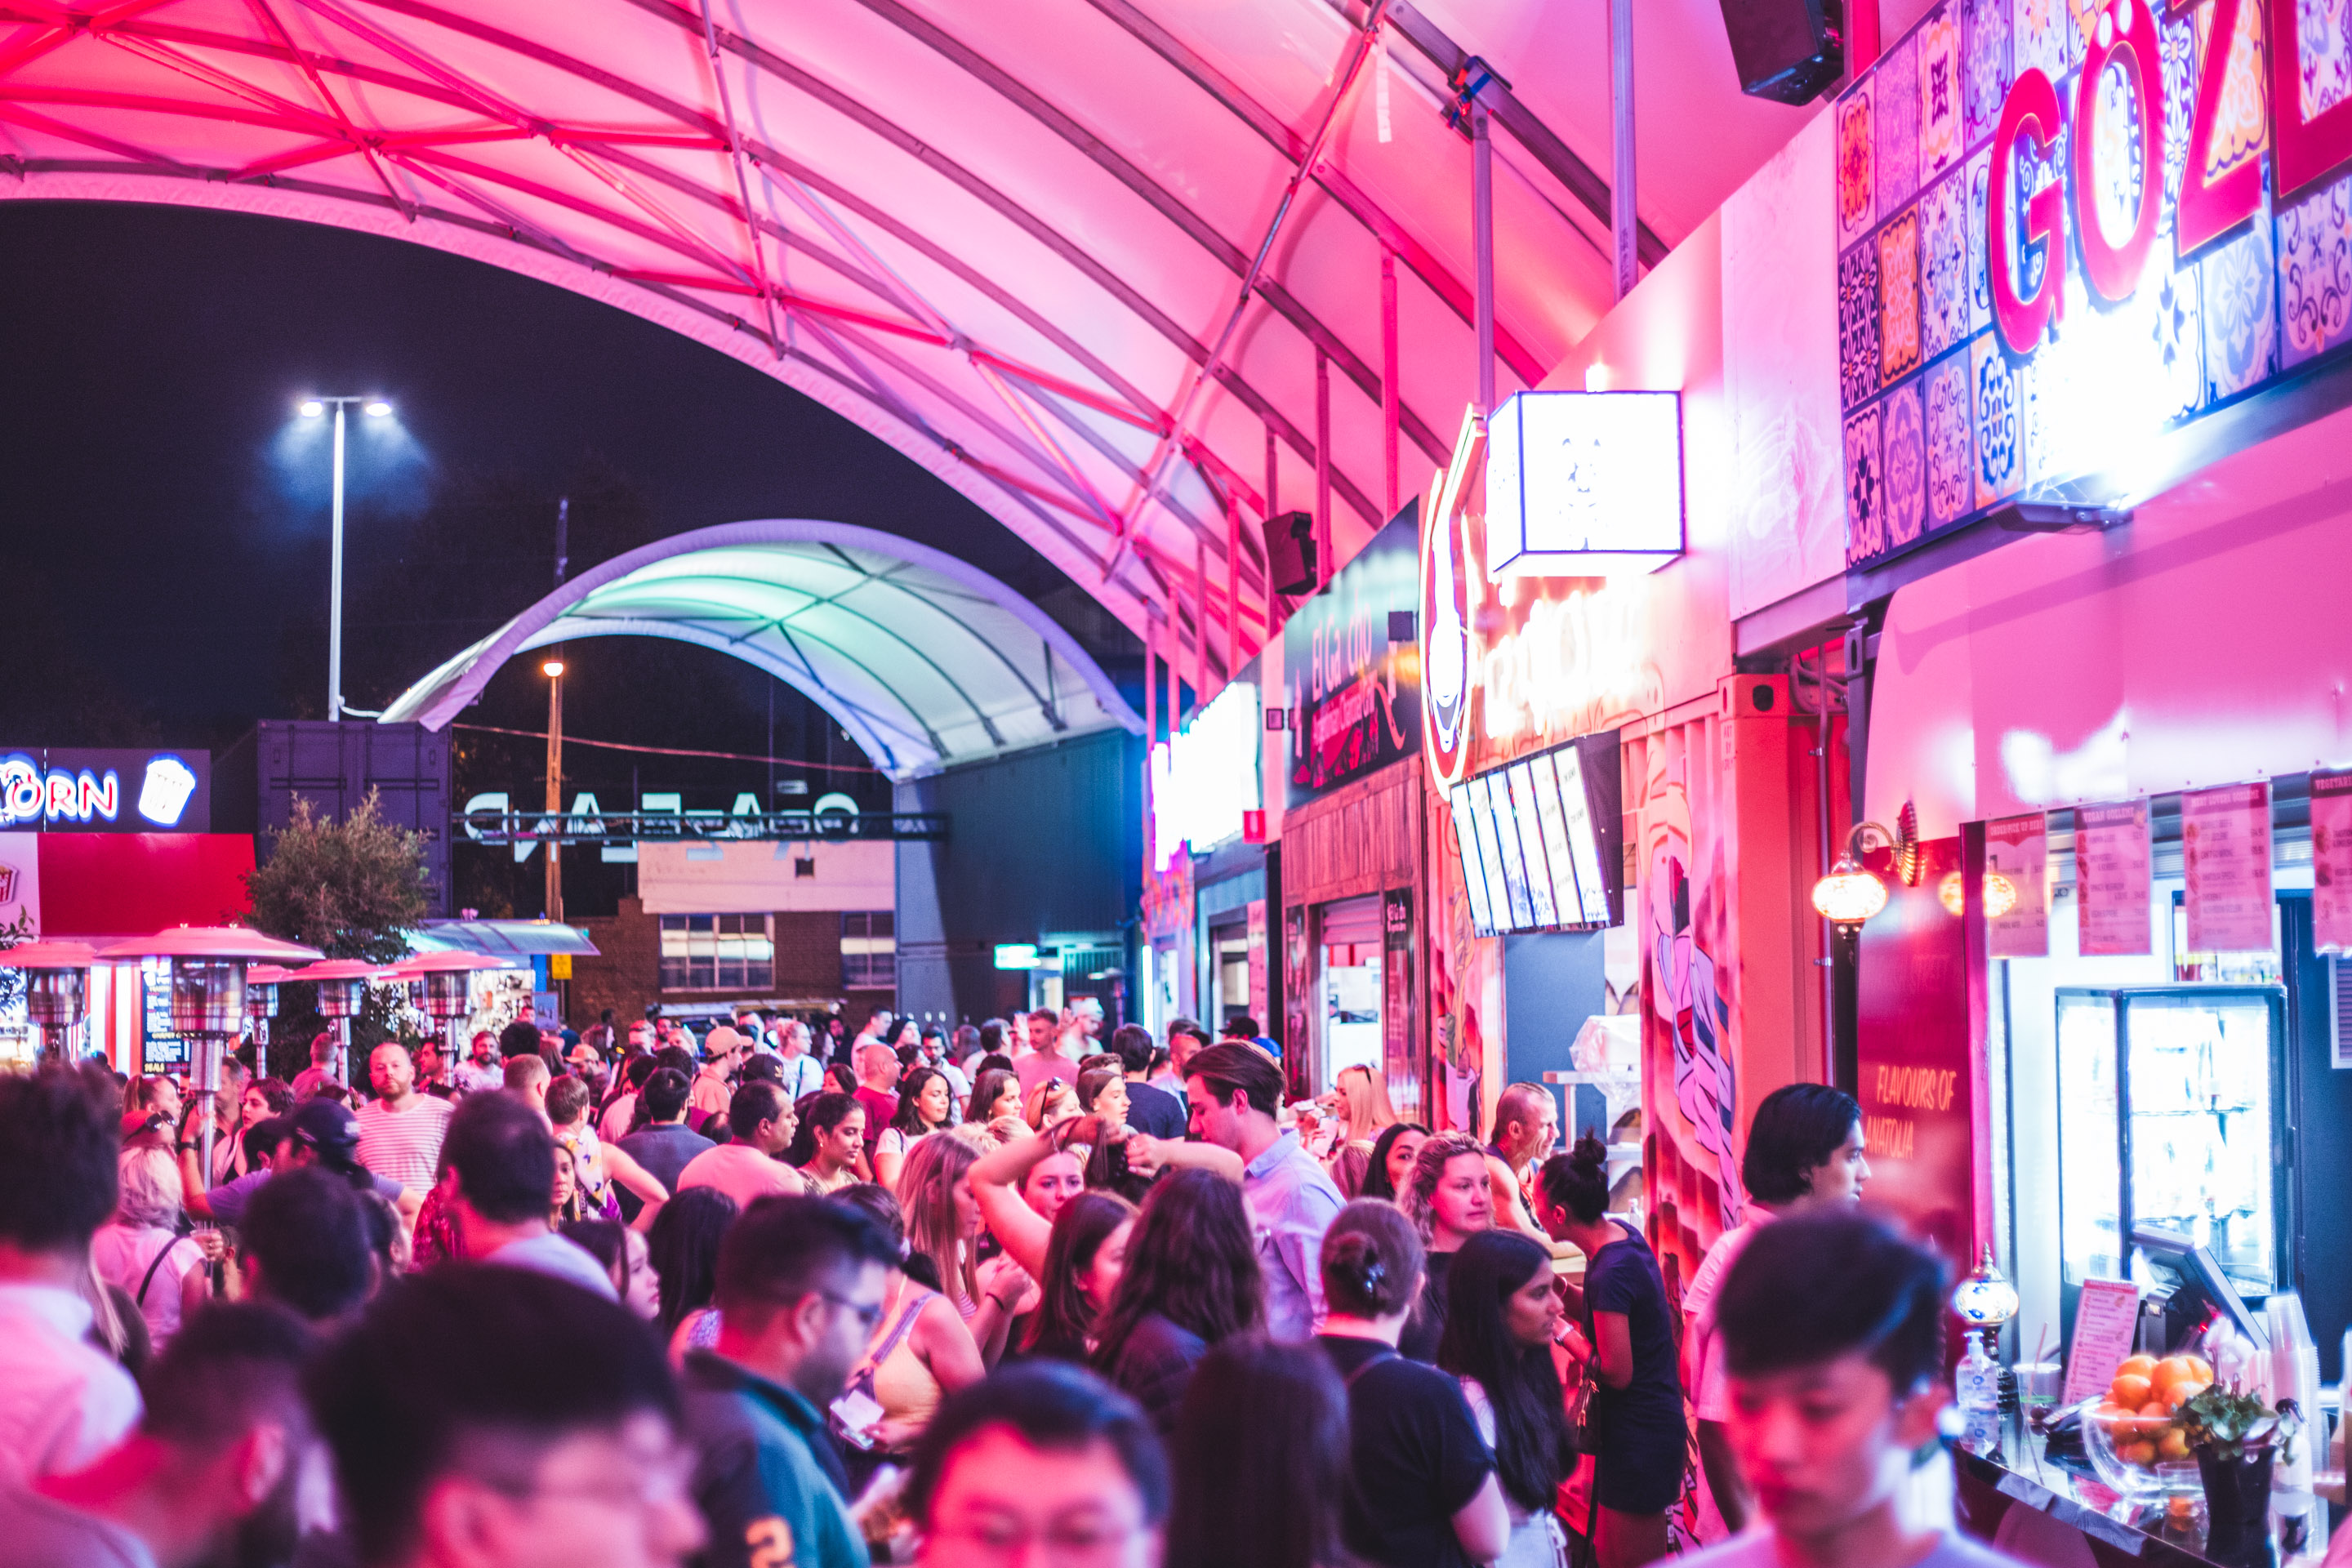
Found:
[0,201,1138,754]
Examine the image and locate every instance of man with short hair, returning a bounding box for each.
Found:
[442,1093,615,1298]
[0,1070,143,1479]
[189,1098,416,1229]
[412,1037,458,1101]
[307,1264,706,1568]
[774,1018,825,1103]
[905,1363,1169,1568]
[1148,1018,1212,1095]
[692,1028,750,1128]
[357,1042,456,1196]
[1109,1024,1186,1140]
[6,1303,318,1566]
[677,1085,807,1209]
[503,1053,553,1113]
[851,1040,902,1133]
[237,1166,376,1322]
[1182,1043,1343,1343]
[1013,1007,1077,1099]
[618,1069,714,1223]
[452,1031,504,1097]
[1695,1209,2016,1568]
[290,1033,341,1100]
[1485,1082,1560,1242]
[682,1196,898,1568]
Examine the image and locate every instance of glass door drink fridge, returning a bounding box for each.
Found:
[2055,987,2287,1309]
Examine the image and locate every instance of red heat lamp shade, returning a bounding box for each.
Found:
[1810,856,1890,929]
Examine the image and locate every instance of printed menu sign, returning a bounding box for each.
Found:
[2312,772,2352,955]
[2076,803,2152,956]
[2063,1278,2145,1405]
[2183,783,2274,954]
[1986,814,2048,958]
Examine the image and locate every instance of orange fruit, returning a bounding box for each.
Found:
[2119,1353,2159,1379]
[2139,1400,2172,1419]
[2122,1441,2158,1466]
[2150,1359,2205,1402]
[2158,1430,2192,1461]
[2110,1374,2154,1409]
[2183,1356,2213,1382]
[2172,1380,2210,1406]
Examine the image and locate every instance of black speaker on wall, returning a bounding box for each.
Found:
[1263,509,1317,596]
[1719,0,1844,105]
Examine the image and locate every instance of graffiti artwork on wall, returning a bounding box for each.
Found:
[1646,845,1742,1236]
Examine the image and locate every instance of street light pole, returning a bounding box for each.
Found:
[543,657,565,925]
[298,394,393,722]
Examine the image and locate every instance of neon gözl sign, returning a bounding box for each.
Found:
[1834,0,2352,569]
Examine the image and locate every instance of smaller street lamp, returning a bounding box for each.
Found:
[296,394,394,721]
[0,939,98,1067]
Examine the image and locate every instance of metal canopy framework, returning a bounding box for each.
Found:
[0,0,1882,676]
[381,519,1145,777]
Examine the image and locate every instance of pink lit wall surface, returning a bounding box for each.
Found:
[1867,401,2352,836]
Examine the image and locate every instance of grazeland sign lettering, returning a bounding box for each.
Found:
[1837,0,2352,569]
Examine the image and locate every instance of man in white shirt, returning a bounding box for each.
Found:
[678,1084,807,1210]
[1012,1006,1079,1099]
[441,1092,615,1299]
[450,1030,504,1097]
[774,1019,826,1102]
[0,1071,142,1480]
[355,1042,455,1196]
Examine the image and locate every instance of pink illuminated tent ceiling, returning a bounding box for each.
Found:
[0,0,1924,679]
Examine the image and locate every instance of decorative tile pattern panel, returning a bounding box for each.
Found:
[1880,210,1925,382]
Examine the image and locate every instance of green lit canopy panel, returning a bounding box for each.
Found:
[381,519,1142,778]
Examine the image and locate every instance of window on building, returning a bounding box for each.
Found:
[659,914,773,992]
[842,911,896,988]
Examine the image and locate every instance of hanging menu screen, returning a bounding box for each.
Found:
[1450,731,1623,937]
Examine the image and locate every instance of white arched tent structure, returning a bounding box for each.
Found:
[381,519,1143,778]
[0,0,1911,682]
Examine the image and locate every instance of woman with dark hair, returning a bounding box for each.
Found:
[1677,1081,1867,1541]
[649,1184,737,1353]
[1535,1137,1682,1568]
[787,1090,867,1194]
[1361,1122,1429,1203]
[1314,1199,1508,1568]
[1076,1064,1129,1126]
[1093,1166,1263,1437]
[973,1120,1141,1359]
[1398,1130,1493,1361]
[875,1065,953,1192]
[966,1066,1022,1128]
[1166,1336,1351,1568]
[1439,1230,1571,1568]
[823,1061,859,1098]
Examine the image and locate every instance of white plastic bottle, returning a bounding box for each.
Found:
[1957,1335,2002,1452]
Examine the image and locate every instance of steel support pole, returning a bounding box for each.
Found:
[327,402,346,721]
[1315,348,1332,585]
[1225,491,1241,665]
[546,670,564,924]
[1381,247,1401,516]
[1143,614,1156,863]
[1194,536,1208,706]
[1472,96,1495,413]
[1610,0,1637,302]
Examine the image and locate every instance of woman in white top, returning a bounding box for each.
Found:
[89,1146,216,1347]
[1437,1229,1572,1568]
[875,1067,955,1191]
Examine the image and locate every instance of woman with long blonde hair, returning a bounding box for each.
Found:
[1330,1063,1401,1145]
[897,1132,1030,1364]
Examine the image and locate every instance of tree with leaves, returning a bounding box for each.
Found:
[244,791,430,1079]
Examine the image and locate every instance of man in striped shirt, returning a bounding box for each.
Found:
[355,1042,454,1196]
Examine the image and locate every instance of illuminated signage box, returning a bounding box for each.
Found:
[0,748,210,832]
[1283,502,1423,810]
[1486,390,1683,576]
[1833,0,2352,571]
[1150,680,1263,870]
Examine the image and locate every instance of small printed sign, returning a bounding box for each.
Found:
[1986,813,2047,958]
[2182,783,2274,955]
[2076,803,2152,957]
[2064,1278,2145,1407]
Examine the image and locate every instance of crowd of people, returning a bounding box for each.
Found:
[0,998,2016,1568]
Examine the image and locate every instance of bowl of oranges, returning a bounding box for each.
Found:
[2079,1353,2214,1499]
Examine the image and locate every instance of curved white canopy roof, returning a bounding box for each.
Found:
[381,519,1144,777]
[0,0,1918,675]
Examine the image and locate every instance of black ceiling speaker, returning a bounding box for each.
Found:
[1263,509,1317,597]
[1720,0,1845,105]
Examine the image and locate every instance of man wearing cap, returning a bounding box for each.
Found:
[185,1099,419,1229]
[691,1027,749,1128]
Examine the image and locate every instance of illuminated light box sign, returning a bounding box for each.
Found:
[1448,730,1625,936]
[1285,502,1423,810]
[1486,390,1683,576]
[1150,679,1262,870]
[0,749,209,832]
[1833,0,2352,572]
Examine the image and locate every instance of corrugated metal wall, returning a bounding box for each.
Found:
[257,721,452,915]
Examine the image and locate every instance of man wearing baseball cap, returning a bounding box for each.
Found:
[689,1027,749,1130]
[186,1098,420,1230]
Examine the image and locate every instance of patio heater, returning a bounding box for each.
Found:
[385,951,510,1066]
[245,964,290,1064]
[95,927,323,1179]
[301,959,385,1090]
[0,940,98,1067]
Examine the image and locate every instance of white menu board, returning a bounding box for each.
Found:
[1449,790,1497,937]
[1552,746,1614,924]
[1481,773,1535,932]
[1505,763,1560,928]
[2076,801,2153,956]
[1986,813,2048,957]
[1528,755,1587,926]
[2182,782,2274,954]
[2314,770,2352,955]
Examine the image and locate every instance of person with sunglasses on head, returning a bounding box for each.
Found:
[680,1195,901,1568]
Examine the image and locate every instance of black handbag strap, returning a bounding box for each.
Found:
[136,1235,178,1307]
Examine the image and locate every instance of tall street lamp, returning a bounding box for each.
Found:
[298,395,394,720]
[542,655,565,927]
